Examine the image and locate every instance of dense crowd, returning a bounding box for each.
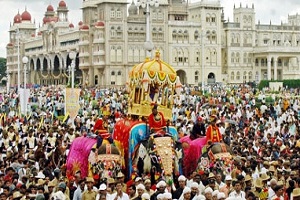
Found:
[0,84,299,200]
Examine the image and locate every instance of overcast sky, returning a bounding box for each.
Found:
[1,0,300,58]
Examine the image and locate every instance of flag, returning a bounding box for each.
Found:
[0,114,3,127]
[39,116,44,129]
[63,112,70,124]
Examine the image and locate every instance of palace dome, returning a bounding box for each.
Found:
[47,5,54,12]
[14,12,22,24]
[128,1,138,15]
[95,21,105,27]
[58,0,67,7]
[80,24,89,30]
[21,9,31,21]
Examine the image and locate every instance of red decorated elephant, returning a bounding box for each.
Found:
[113,118,181,180]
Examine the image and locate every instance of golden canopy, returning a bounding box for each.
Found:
[129,51,177,85]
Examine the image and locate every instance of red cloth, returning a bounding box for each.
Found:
[206,125,222,143]
[94,119,110,139]
[148,112,166,132]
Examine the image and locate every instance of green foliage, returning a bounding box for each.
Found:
[258,80,270,90]
[258,79,300,90]
[0,58,7,79]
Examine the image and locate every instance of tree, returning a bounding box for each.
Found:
[0,58,6,78]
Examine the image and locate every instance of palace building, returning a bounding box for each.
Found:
[6,0,300,87]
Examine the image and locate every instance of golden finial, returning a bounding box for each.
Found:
[155,50,160,60]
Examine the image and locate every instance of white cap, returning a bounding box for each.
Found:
[194,195,206,200]
[164,193,172,199]
[182,187,191,195]
[35,172,45,179]
[141,193,150,200]
[204,187,213,194]
[190,182,199,188]
[99,184,107,190]
[157,194,164,200]
[136,184,145,190]
[178,175,187,182]
[157,180,166,188]
[225,175,232,181]
[212,190,219,197]
[135,177,142,182]
[217,192,226,199]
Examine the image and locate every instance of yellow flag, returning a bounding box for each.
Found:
[39,116,44,129]
[62,112,70,123]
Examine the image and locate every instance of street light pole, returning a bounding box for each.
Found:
[17,27,20,92]
[22,56,28,114]
[137,0,159,58]
[69,51,76,88]
[201,29,205,95]
[6,71,10,94]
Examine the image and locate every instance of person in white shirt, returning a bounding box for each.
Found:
[268,179,277,200]
[109,182,129,200]
[73,179,85,200]
[229,181,246,199]
[216,173,225,188]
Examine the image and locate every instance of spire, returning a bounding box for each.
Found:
[270,20,272,25]
[246,4,248,8]
[240,2,241,8]
[252,3,254,9]
[234,3,235,9]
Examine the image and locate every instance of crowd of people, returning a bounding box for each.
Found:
[0,84,299,200]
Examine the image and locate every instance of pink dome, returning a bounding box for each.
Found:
[37,31,42,36]
[47,5,54,12]
[69,23,74,28]
[31,33,35,37]
[58,0,66,7]
[43,17,50,24]
[78,21,83,26]
[7,43,14,47]
[14,12,22,24]
[95,21,105,27]
[80,24,89,30]
[21,10,31,21]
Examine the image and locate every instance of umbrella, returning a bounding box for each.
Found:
[225,119,238,126]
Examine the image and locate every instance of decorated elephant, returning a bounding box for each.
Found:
[66,136,122,179]
[197,142,233,173]
[180,136,233,176]
[180,136,207,176]
[132,133,183,182]
[113,118,181,180]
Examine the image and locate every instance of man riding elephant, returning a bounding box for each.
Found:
[206,115,222,145]
[93,119,113,147]
[148,104,166,134]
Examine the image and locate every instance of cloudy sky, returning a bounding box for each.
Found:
[1,0,300,58]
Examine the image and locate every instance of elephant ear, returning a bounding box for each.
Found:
[181,142,190,149]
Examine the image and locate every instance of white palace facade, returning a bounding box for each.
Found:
[6,0,300,87]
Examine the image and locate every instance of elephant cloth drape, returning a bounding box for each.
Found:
[66,136,97,178]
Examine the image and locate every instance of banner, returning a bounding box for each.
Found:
[65,88,81,119]
[19,88,30,115]
[66,136,97,178]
